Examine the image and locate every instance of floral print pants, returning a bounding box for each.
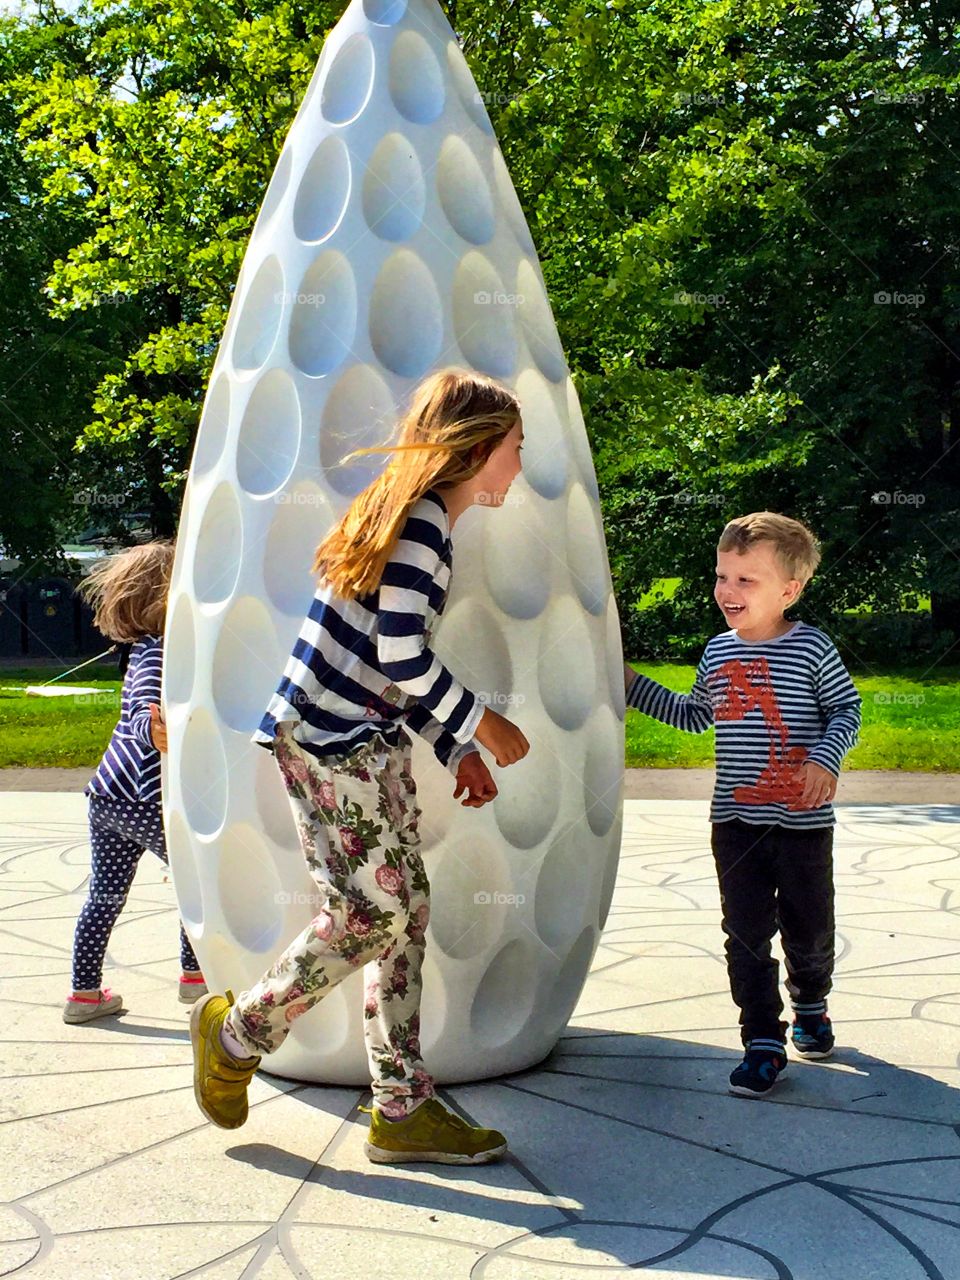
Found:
[230,723,436,1118]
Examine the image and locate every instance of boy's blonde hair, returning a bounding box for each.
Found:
[77,541,175,643]
[718,512,821,586]
[314,368,521,600]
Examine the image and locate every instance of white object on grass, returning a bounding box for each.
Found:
[24,686,103,697]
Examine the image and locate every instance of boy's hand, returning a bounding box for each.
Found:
[149,704,168,753]
[623,661,638,696]
[474,707,529,767]
[794,761,836,809]
[453,751,498,807]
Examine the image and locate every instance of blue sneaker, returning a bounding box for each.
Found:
[728,1042,787,1098]
[791,1013,835,1059]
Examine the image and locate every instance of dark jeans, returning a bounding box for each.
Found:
[711,818,835,1046]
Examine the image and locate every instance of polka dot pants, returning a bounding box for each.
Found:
[71,795,200,991]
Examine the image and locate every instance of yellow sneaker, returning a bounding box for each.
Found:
[189,991,260,1129]
[363,1098,508,1165]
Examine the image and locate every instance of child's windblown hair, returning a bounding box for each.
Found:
[718,512,821,586]
[77,541,176,643]
[315,368,521,600]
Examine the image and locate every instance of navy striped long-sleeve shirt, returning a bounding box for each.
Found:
[626,621,861,828]
[254,490,483,773]
[86,636,163,803]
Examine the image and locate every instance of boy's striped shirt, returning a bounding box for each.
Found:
[254,490,483,772]
[626,621,861,828]
[86,636,163,803]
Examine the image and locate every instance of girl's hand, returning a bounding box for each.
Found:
[149,704,168,753]
[474,707,529,767]
[453,752,498,807]
[623,661,638,696]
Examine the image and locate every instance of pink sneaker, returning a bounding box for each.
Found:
[63,987,124,1024]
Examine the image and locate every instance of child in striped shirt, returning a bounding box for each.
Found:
[624,512,861,1098]
[64,542,205,1024]
[191,369,529,1164]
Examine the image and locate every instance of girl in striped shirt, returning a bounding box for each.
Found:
[191,370,529,1165]
[64,543,205,1023]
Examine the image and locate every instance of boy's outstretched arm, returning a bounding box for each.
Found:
[623,655,714,734]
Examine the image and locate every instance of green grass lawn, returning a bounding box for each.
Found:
[2,660,957,772]
[624,662,960,770]
[0,666,122,768]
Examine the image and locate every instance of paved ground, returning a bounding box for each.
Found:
[5,766,960,802]
[2,792,960,1279]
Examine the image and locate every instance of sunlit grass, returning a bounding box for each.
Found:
[0,666,121,768]
[2,661,955,773]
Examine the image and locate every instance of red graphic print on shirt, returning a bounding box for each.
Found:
[708,657,808,808]
[364,683,405,720]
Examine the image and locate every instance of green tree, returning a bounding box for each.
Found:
[9,0,959,661]
[463,0,958,654]
[0,12,122,570]
[505,0,958,653]
[654,0,960,644]
[11,0,341,538]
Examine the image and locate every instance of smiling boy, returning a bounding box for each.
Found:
[624,512,861,1098]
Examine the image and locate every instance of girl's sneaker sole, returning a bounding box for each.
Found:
[63,994,124,1024]
[364,1141,507,1165]
[794,1047,834,1060]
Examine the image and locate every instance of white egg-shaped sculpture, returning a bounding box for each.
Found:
[163,0,625,1084]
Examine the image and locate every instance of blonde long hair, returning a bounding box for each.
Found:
[77,541,175,642]
[315,369,521,600]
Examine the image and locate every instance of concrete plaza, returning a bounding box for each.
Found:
[2,791,959,1279]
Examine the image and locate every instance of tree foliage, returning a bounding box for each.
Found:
[3,0,958,660]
